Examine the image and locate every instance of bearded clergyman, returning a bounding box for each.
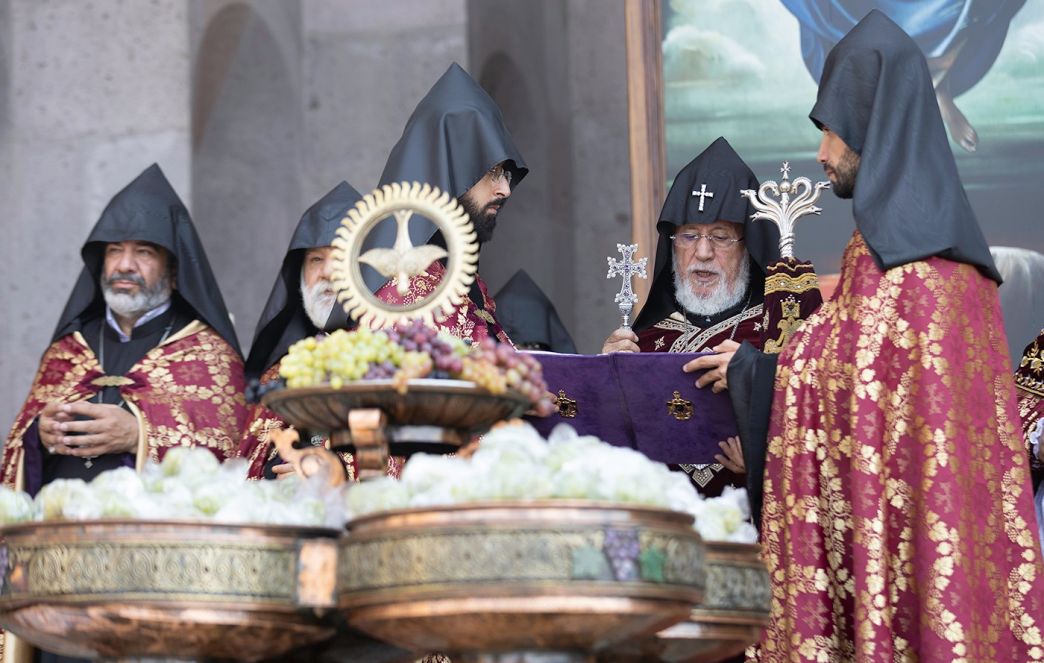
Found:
[693,13,1044,660]
[370,63,527,343]
[3,164,246,497]
[600,137,779,496]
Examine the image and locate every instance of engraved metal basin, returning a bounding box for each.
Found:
[338,501,707,656]
[263,379,530,440]
[599,541,770,662]
[0,520,341,661]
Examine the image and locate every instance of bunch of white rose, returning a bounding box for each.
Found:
[0,447,344,528]
[346,423,758,543]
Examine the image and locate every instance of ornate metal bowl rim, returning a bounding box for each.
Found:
[345,500,696,528]
[264,378,530,403]
[0,519,342,538]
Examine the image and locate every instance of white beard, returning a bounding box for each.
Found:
[301,272,336,329]
[673,253,750,317]
[102,273,173,318]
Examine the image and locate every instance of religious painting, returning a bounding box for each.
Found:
[660,0,1044,359]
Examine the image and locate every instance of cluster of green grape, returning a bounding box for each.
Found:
[280,328,404,389]
[279,321,554,414]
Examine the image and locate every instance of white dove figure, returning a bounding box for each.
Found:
[358,209,448,296]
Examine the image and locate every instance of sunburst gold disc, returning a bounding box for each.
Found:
[330,182,479,329]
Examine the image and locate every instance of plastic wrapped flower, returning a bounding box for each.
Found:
[158,447,222,482]
[35,479,93,520]
[346,476,411,517]
[0,487,34,525]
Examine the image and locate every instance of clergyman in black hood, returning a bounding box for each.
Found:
[239,182,400,481]
[602,137,778,356]
[600,136,779,496]
[4,162,247,494]
[371,62,527,344]
[690,12,1043,660]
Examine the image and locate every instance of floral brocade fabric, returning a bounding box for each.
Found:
[2,322,247,488]
[375,261,512,345]
[756,233,1044,662]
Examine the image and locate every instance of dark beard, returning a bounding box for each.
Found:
[830,148,861,199]
[459,194,500,244]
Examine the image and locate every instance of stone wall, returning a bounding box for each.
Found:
[1,0,630,433]
[1,0,193,435]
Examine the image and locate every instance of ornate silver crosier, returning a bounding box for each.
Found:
[740,161,830,259]
[606,243,648,329]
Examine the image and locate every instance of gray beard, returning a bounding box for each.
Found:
[672,253,750,317]
[300,272,336,329]
[102,275,173,319]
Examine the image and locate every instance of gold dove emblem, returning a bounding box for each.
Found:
[358,209,448,296]
[330,182,479,329]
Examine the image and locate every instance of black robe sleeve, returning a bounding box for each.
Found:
[727,340,778,529]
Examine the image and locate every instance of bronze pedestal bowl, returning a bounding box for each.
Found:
[599,541,770,662]
[263,380,531,463]
[0,520,340,661]
[338,502,706,660]
[262,379,530,431]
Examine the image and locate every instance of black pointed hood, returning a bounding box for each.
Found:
[379,62,527,199]
[52,163,241,354]
[494,270,577,353]
[245,181,364,379]
[365,63,528,288]
[633,138,779,332]
[810,10,1000,283]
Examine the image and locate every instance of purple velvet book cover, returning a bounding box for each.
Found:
[523,351,739,465]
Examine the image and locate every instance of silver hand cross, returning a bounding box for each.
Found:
[606,243,648,329]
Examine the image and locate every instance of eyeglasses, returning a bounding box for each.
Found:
[487,164,512,185]
[670,232,744,249]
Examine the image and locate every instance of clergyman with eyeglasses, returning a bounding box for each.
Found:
[599,137,780,496]
[370,63,526,344]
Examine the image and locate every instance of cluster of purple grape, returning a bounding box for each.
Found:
[384,320,463,391]
[461,338,556,416]
[603,528,641,581]
[362,360,398,380]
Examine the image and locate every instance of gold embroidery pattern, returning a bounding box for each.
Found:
[3,324,245,487]
[89,375,136,388]
[669,305,764,353]
[127,326,246,462]
[762,296,802,354]
[758,233,1044,662]
[763,270,819,295]
[1016,331,1044,398]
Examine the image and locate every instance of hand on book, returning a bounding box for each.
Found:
[683,340,739,393]
[714,436,745,474]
